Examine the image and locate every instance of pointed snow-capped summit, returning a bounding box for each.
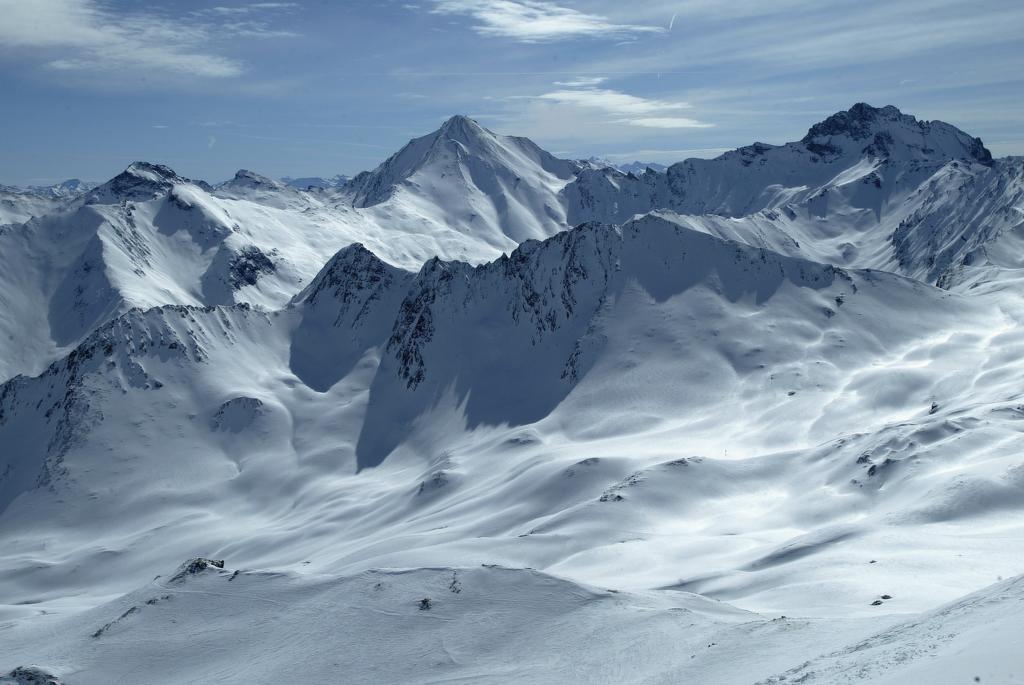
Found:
[801,103,992,164]
[214,168,308,208]
[116,161,183,185]
[87,162,190,203]
[221,169,286,192]
[437,113,487,144]
[343,114,579,247]
[346,114,576,209]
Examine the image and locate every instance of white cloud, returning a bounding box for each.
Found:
[552,76,607,87]
[601,148,733,162]
[202,3,298,15]
[628,117,713,129]
[0,0,297,79]
[534,87,712,128]
[194,2,299,36]
[570,0,1024,78]
[537,88,688,116]
[431,0,662,42]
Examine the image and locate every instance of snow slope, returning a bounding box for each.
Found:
[0,118,583,382]
[5,106,1020,382]
[4,561,1020,684]
[0,163,359,380]
[3,216,1024,682]
[0,191,65,227]
[2,105,1024,683]
[345,115,580,252]
[565,104,1024,289]
[0,180,96,226]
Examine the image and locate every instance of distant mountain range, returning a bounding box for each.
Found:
[583,157,669,174]
[280,174,350,189]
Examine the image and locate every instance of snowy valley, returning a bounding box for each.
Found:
[2,104,1024,684]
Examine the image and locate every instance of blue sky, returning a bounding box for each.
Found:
[1,0,1022,185]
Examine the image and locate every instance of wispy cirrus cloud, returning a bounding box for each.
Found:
[534,85,712,128]
[430,0,663,42]
[601,147,732,163]
[553,76,607,87]
[200,3,298,15]
[193,2,299,37]
[0,0,297,79]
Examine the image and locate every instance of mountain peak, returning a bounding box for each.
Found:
[290,240,409,305]
[87,162,186,203]
[803,103,906,142]
[36,178,94,194]
[223,169,285,191]
[433,115,498,153]
[346,113,566,209]
[801,103,992,164]
[123,161,183,182]
[440,113,477,129]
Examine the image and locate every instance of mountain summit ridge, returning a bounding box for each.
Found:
[799,102,992,164]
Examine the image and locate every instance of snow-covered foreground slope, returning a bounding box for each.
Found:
[4,562,1021,684]
[3,215,1024,681]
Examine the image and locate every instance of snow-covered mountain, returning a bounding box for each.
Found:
[568,103,995,222]
[30,178,99,198]
[0,179,98,226]
[566,104,1023,288]
[2,104,1024,683]
[580,156,668,174]
[280,173,349,189]
[0,213,1006,598]
[0,126,583,382]
[344,114,580,249]
[0,117,614,381]
[615,160,668,174]
[0,162,355,380]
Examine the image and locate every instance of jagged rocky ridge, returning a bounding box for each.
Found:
[0,210,969,485]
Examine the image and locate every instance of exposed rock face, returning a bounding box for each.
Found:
[170,558,226,583]
[801,103,993,164]
[227,246,277,288]
[4,665,62,685]
[86,162,189,204]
